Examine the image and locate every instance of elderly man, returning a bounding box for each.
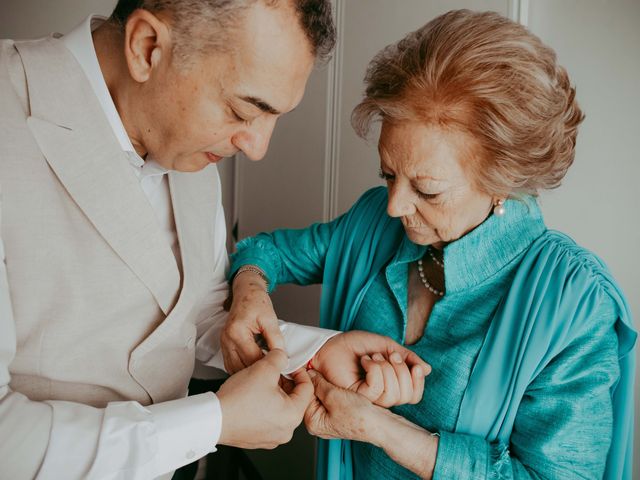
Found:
[0,0,430,479]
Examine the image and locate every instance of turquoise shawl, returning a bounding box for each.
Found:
[316,187,636,480]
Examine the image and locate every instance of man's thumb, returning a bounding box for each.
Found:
[262,348,289,372]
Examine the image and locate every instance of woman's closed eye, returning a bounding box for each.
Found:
[378,168,395,181]
[379,169,441,200]
[416,190,439,200]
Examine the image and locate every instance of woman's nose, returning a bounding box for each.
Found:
[386,184,416,218]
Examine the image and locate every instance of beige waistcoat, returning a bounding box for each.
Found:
[0,36,225,409]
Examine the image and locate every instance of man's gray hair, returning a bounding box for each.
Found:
[110,0,335,66]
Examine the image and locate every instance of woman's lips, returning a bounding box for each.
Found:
[403,223,428,229]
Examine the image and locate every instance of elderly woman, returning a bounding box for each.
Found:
[223,10,636,480]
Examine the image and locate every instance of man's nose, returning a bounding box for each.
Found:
[386,183,416,218]
[233,117,277,161]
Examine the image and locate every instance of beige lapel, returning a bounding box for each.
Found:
[169,167,219,295]
[16,37,181,315]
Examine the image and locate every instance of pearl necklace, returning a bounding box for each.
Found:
[417,257,445,297]
[428,247,444,268]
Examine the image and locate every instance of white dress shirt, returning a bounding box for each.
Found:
[0,15,336,480]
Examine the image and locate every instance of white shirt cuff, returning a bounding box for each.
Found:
[147,392,222,475]
[206,320,339,374]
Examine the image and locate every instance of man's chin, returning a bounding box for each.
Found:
[173,160,210,173]
[171,153,225,172]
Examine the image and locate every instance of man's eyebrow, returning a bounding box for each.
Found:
[240,96,281,115]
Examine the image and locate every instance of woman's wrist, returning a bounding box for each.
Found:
[232,267,268,293]
[372,408,439,479]
[363,405,399,447]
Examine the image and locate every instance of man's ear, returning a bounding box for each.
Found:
[123,9,172,82]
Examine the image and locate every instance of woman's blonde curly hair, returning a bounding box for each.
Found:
[352,9,585,196]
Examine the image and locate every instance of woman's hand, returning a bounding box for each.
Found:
[305,370,439,479]
[312,330,430,407]
[304,369,385,443]
[221,271,284,373]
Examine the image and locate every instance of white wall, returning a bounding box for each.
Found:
[527,1,640,475]
[0,0,116,38]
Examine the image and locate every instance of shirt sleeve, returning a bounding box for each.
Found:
[432,295,620,480]
[203,320,339,375]
[0,192,221,480]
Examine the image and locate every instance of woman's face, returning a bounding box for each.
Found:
[378,120,495,248]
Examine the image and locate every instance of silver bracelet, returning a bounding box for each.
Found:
[234,265,269,289]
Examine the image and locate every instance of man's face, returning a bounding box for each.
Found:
[131,2,315,171]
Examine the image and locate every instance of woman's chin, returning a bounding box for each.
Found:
[403,228,436,246]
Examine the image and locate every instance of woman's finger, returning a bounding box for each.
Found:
[303,396,328,437]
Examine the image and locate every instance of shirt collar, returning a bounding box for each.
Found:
[62,15,168,176]
[391,197,547,293]
[63,15,136,154]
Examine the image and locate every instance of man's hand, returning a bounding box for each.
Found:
[221,271,284,373]
[312,331,431,407]
[356,351,426,407]
[216,349,314,449]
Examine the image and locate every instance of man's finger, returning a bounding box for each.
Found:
[229,321,265,366]
[261,347,289,374]
[237,340,265,368]
[399,349,431,376]
[373,353,399,407]
[279,375,296,395]
[357,355,384,402]
[369,333,429,374]
[260,317,285,351]
[223,348,247,374]
[288,368,315,411]
[389,352,413,404]
[410,364,426,404]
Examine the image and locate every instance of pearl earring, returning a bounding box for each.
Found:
[493,199,506,217]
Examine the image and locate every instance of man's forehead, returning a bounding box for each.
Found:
[199,0,314,116]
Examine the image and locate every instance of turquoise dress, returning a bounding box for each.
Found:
[230,187,636,479]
